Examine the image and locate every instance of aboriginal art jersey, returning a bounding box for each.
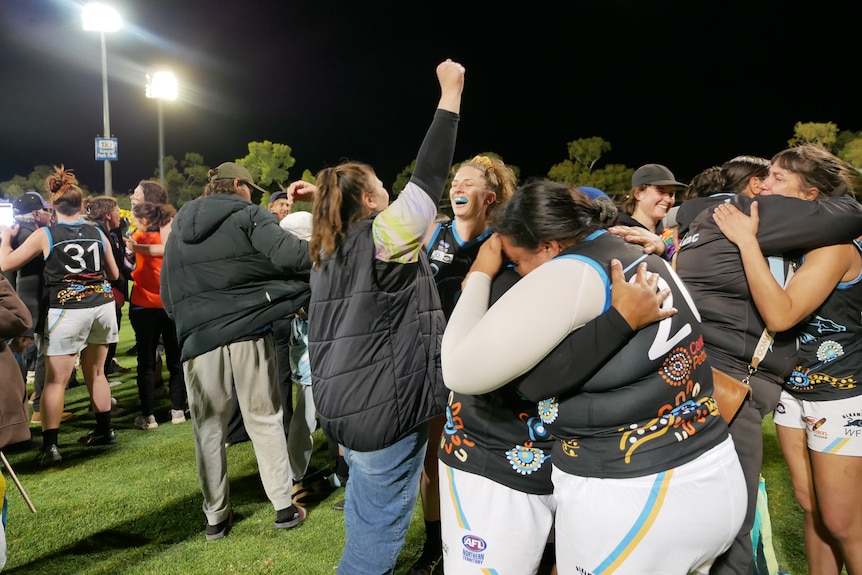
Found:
[43,222,113,309]
[785,240,862,402]
[426,222,492,319]
[439,385,554,495]
[528,232,727,479]
[438,268,554,493]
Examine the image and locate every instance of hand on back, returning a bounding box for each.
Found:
[610,259,677,330]
[713,201,759,247]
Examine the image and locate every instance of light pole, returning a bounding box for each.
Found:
[145,71,178,189]
[82,3,121,196]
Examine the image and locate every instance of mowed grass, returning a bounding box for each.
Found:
[2,317,810,574]
[2,318,427,575]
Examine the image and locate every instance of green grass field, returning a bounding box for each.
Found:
[2,319,811,574]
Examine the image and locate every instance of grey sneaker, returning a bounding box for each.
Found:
[170,409,186,424]
[134,415,158,430]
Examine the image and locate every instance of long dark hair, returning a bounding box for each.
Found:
[133,201,175,229]
[721,155,770,195]
[771,144,858,198]
[83,196,118,223]
[492,179,615,249]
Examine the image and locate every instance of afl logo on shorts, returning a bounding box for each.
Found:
[462,535,487,552]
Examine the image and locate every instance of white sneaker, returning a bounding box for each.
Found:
[170,409,186,424]
[134,415,158,430]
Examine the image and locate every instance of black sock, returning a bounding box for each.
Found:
[423,519,442,555]
[95,411,112,433]
[43,428,59,447]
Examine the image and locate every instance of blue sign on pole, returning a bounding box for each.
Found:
[95,138,118,161]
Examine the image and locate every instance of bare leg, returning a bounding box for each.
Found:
[80,343,111,413]
[811,448,862,575]
[776,424,842,575]
[42,354,76,430]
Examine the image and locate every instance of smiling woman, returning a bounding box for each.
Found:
[619,163,687,235]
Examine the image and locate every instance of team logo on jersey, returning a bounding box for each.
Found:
[805,417,828,439]
[430,249,454,264]
[844,412,862,431]
[462,534,487,565]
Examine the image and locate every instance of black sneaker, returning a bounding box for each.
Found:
[206,511,233,541]
[78,428,117,446]
[331,499,345,511]
[407,551,443,575]
[38,444,62,467]
[274,504,306,529]
[106,359,132,375]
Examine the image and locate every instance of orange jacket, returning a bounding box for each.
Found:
[130,229,165,308]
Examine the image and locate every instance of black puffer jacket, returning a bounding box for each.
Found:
[161,193,311,362]
[309,217,447,452]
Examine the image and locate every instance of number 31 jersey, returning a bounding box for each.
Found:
[44,222,114,308]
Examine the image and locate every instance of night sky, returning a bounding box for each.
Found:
[1,0,858,197]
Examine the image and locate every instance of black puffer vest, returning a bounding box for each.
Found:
[309,216,447,451]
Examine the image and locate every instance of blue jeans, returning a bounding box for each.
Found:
[338,425,429,575]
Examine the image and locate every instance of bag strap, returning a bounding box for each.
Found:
[744,328,773,384]
[744,261,795,384]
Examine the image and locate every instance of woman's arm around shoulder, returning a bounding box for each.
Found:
[442,255,608,395]
[715,201,851,331]
[0,226,48,273]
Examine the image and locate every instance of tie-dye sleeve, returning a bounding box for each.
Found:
[372,182,439,264]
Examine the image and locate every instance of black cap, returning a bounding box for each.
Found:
[269,191,288,204]
[13,191,51,215]
[632,164,687,188]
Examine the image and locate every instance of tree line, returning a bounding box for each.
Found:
[2,122,860,211]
